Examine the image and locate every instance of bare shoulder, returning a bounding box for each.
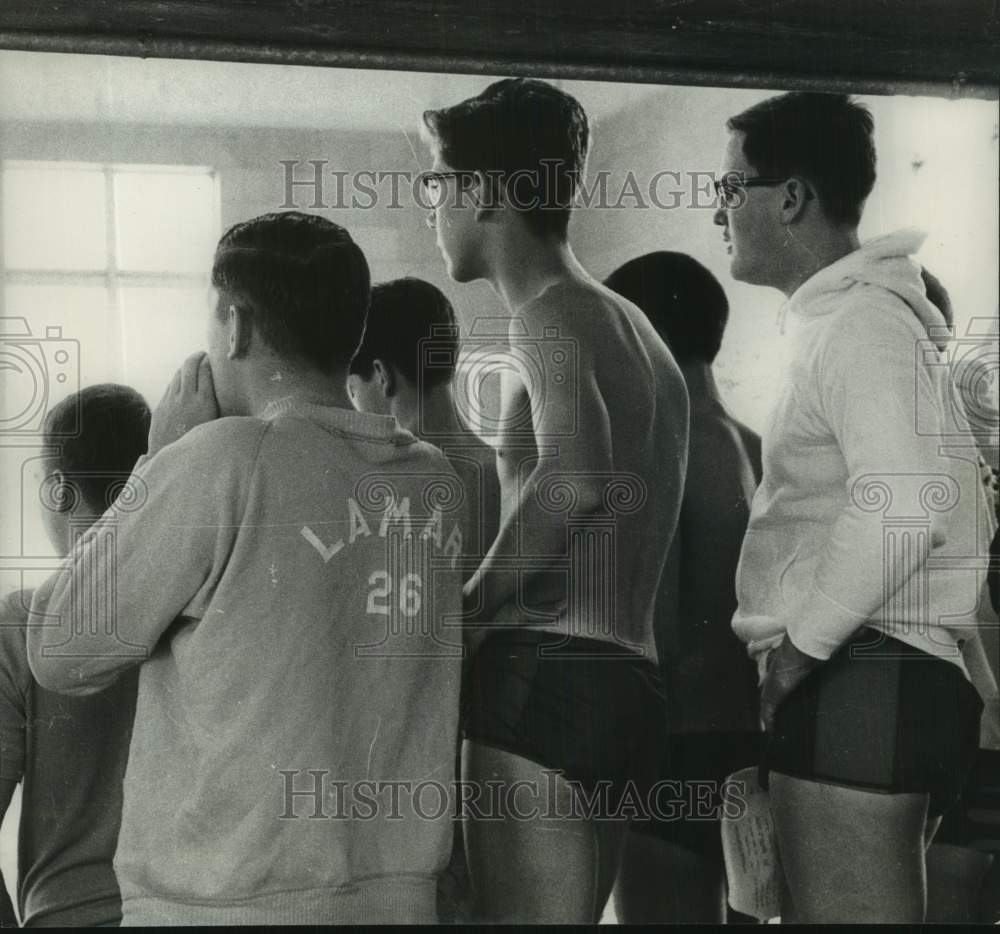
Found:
[692,404,757,448]
[517,277,629,341]
[688,404,761,486]
[518,276,679,382]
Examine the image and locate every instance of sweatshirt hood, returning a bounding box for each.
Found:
[785,228,951,351]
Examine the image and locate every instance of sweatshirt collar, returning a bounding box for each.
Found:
[258,396,415,443]
[784,229,926,312]
[778,228,950,350]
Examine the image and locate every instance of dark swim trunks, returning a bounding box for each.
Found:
[761,626,983,818]
[462,629,667,804]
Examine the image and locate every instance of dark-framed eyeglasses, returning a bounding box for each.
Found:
[419,170,479,208]
[714,174,787,209]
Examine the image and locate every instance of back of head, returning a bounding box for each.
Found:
[422,77,589,240]
[211,211,371,372]
[604,251,730,364]
[727,92,876,227]
[43,384,151,512]
[351,277,458,391]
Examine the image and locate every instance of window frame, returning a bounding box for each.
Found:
[0,159,221,324]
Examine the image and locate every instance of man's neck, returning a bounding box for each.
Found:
[486,230,589,312]
[229,356,353,418]
[775,225,862,298]
[395,385,466,441]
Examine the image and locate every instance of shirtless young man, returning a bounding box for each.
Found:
[604,252,762,923]
[420,78,689,923]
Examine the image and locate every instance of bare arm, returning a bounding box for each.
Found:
[480,458,502,560]
[464,321,614,628]
[678,414,758,626]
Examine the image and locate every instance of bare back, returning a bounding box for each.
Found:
[494,276,689,662]
[656,401,762,733]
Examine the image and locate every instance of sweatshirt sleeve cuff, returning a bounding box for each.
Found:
[783,625,836,661]
[783,588,870,661]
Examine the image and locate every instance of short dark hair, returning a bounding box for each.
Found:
[727,92,876,226]
[350,278,458,391]
[920,267,954,329]
[422,78,589,240]
[604,252,729,364]
[43,384,151,511]
[211,211,370,372]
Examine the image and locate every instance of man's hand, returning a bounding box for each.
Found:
[760,634,822,733]
[148,353,220,456]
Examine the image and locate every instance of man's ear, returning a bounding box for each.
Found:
[473,170,503,223]
[48,469,72,512]
[372,359,396,398]
[779,176,813,225]
[227,304,253,360]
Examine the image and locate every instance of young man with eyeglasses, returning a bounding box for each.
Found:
[714,91,989,922]
[420,78,689,923]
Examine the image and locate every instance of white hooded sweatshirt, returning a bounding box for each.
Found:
[732,229,992,676]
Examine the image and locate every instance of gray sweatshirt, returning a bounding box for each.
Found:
[27,399,467,924]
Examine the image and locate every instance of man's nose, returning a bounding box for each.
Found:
[426,211,436,230]
[713,206,727,227]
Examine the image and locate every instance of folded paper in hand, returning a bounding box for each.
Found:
[721,766,783,921]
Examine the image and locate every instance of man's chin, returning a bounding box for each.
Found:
[445,264,475,285]
[438,244,478,284]
[728,255,758,286]
[439,252,466,283]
